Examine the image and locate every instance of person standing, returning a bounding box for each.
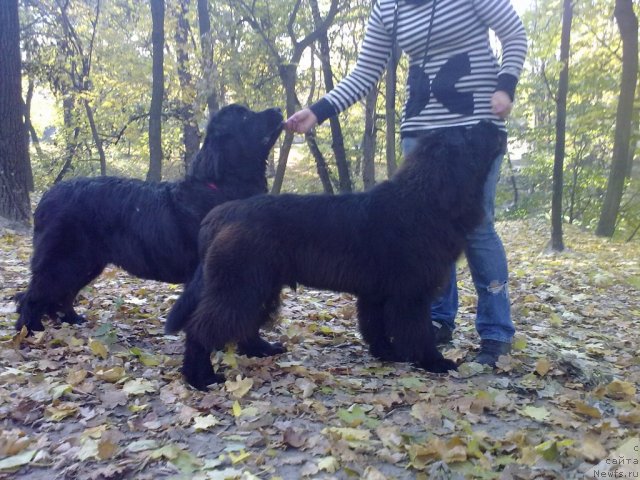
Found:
[286,0,527,366]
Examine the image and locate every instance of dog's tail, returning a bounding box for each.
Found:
[165,263,204,334]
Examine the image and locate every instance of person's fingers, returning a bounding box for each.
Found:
[491,91,513,119]
[285,109,318,134]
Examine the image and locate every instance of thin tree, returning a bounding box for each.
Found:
[54,0,107,178]
[236,0,340,194]
[385,44,400,177]
[147,0,165,181]
[0,0,31,224]
[362,86,379,190]
[549,0,573,252]
[595,0,638,237]
[310,0,351,192]
[196,0,219,115]
[175,0,201,168]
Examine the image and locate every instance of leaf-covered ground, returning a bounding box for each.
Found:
[0,219,639,479]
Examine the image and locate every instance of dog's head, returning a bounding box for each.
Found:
[463,120,504,184]
[404,121,503,218]
[188,104,284,187]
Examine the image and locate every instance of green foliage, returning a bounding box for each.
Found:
[507,0,639,239]
[17,0,640,239]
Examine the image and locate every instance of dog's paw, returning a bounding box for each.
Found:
[418,357,457,374]
[15,320,44,334]
[238,338,286,358]
[183,369,226,391]
[59,312,86,325]
[370,344,404,363]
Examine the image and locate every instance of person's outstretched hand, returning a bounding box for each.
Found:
[491,91,513,119]
[285,108,318,134]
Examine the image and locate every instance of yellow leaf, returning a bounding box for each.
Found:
[223,349,238,369]
[605,380,636,400]
[521,406,550,422]
[97,439,118,460]
[45,403,79,421]
[512,336,527,351]
[549,313,563,327]
[122,379,156,396]
[317,456,339,473]
[619,407,640,425]
[228,450,251,464]
[67,368,88,386]
[94,366,126,383]
[232,400,242,418]
[193,414,219,432]
[138,355,160,367]
[225,375,253,399]
[89,339,109,359]
[573,401,602,419]
[11,327,29,349]
[535,358,551,376]
[0,449,37,471]
[322,427,371,442]
[534,440,559,461]
[577,436,606,462]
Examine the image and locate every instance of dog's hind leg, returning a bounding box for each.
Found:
[237,288,286,358]
[43,262,104,326]
[182,332,225,390]
[15,291,47,332]
[356,296,399,362]
[383,296,457,373]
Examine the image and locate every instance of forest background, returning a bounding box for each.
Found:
[0,0,638,244]
[0,1,639,478]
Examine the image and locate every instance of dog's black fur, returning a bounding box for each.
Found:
[16,104,283,333]
[166,121,504,390]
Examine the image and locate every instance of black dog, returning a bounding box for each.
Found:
[166,121,503,390]
[15,104,283,333]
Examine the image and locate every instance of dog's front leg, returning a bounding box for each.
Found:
[383,296,457,373]
[182,333,225,390]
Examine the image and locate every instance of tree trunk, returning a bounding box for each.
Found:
[55,94,80,184]
[549,0,572,252]
[175,0,201,169]
[0,0,31,224]
[147,0,165,182]
[385,44,401,177]
[305,131,334,193]
[196,0,219,115]
[272,64,299,194]
[310,0,351,192]
[596,0,639,237]
[83,99,107,175]
[625,91,638,178]
[362,87,378,190]
[506,153,519,208]
[23,79,37,191]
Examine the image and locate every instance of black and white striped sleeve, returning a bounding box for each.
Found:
[310,1,393,124]
[474,0,528,100]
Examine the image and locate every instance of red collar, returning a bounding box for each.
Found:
[206,182,218,191]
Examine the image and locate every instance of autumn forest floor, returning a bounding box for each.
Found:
[0,219,639,480]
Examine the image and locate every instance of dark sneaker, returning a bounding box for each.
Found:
[432,321,453,345]
[475,339,511,366]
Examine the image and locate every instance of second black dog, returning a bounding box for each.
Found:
[16,104,283,332]
[166,121,503,390]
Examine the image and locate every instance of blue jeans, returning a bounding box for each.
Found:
[402,135,515,343]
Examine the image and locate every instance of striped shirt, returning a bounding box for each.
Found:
[310,0,527,136]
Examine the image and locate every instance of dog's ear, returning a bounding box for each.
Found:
[425,129,468,213]
[188,132,225,182]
